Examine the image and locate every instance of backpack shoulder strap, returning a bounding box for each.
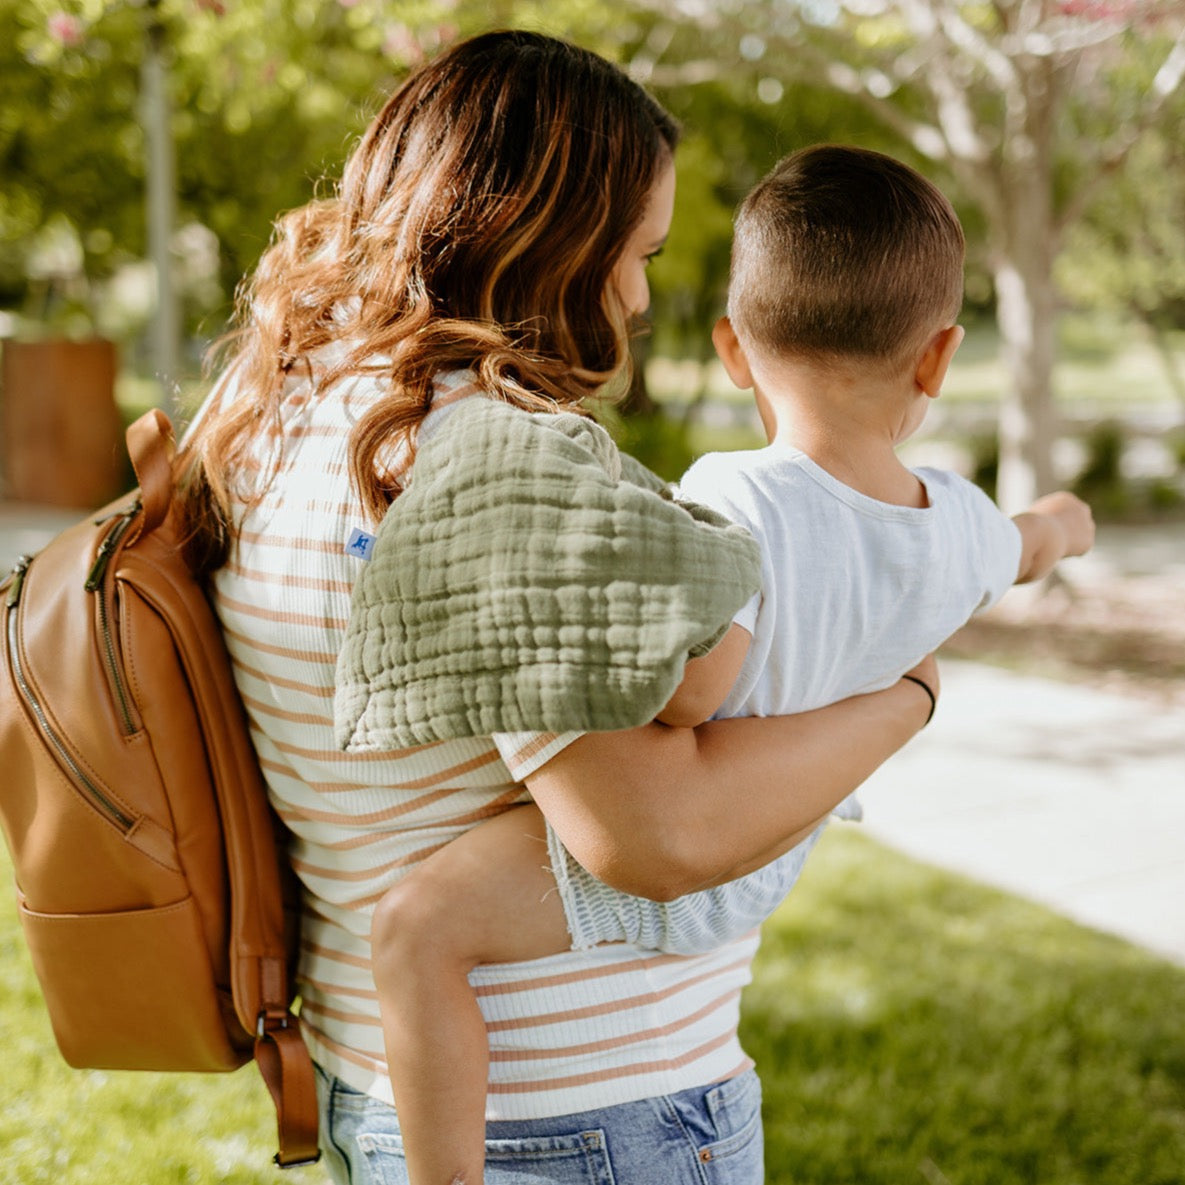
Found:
[122,409,320,1167]
[255,1021,322,1167]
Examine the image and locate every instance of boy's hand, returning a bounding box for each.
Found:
[1012,491,1095,583]
[1025,491,1095,558]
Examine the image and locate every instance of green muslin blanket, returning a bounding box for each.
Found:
[334,396,761,751]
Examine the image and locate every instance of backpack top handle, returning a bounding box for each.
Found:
[125,409,175,537]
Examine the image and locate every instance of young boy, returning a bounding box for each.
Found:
[370,145,1095,1183]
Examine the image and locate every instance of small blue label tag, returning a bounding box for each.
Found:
[345,528,376,561]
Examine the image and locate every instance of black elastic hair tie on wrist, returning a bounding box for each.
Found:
[901,674,937,726]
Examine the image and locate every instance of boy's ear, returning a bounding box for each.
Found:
[915,325,965,398]
[712,317,755,390]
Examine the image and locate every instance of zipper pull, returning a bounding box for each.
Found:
[5,556,33,609]
[84,534,119,592]
[84,503,140,592]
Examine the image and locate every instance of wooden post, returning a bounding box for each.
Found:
[0,338,125,508]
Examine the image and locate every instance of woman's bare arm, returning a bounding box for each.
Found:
[526,660,938,901]
[656,623,751,728]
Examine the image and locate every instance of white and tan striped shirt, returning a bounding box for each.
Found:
[210,368,757,1119]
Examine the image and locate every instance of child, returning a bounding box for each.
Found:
[370,144,1095,1183]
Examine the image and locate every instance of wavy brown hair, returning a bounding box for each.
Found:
[179,30,678,570]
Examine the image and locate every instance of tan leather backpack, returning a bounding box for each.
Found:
[0,409,319,1168]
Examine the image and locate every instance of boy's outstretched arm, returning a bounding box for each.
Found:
[1012,490,1095,584]
[656,623,752,728]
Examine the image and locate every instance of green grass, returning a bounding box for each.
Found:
[0,845,331,1185]
[2,831,1183,1183]
[744,828,1185,1185]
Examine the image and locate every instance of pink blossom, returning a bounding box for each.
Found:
[47,12,85,47]
[1056,0,1139,16]
[383,24,422,61]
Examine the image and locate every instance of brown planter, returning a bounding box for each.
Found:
[1,338,125,508]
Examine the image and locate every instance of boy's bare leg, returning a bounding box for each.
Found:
[369,802,569,1185]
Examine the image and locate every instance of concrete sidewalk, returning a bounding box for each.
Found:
[856,657,1185,966]
[858,516,1185,968]
[3,502,1183,965]
[0,501,85,569]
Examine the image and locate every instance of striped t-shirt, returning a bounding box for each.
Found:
[209,368,758,1119]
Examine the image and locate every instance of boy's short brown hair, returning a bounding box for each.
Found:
[728,144,965,368]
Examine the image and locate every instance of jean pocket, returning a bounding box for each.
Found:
[675,1070,764,1172]
[353,1131,405,1185]
[356,1128,615,1185]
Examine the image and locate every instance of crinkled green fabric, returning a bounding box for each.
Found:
[334,397,761,751]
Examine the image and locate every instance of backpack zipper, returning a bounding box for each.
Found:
[4,555,30,609]
[5,558,135,833]
[84,501,139,591]
[84,504,141,736]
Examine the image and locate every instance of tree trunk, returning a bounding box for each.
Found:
[992,243,1059,513]
[142,4,181,417]
[991,59,1061,514]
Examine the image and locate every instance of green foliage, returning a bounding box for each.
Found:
[0,0,982,357]
[1072,420,1184,521]
[1148,476,1184,514]
[603,405,699,482]
[1075,420,1126,493]
[3,0,1185,407]
[0,2,146,311]
[0,0,477,336]
[968,432,999,502]
[1059,118,1185,328]
[646,132,735,363]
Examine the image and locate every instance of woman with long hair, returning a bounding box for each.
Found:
[180,30,935,1183]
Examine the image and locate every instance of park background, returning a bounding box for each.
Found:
[0,1,1183,1182]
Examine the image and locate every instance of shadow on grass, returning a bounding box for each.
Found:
[946,616,1185,689]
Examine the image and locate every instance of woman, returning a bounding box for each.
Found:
[179,30,935,1184]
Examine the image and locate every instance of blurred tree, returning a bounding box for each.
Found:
[0,0,469,347]
[1058,88,1185,408]
[612,0,1185,510]
[0,2,929,355]
[4,0,1185,482]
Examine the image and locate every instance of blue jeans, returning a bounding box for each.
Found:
[315,1064,765,1184]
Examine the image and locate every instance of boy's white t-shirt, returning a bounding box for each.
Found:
[548,442,1023,955]
[682,443,1022,720]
